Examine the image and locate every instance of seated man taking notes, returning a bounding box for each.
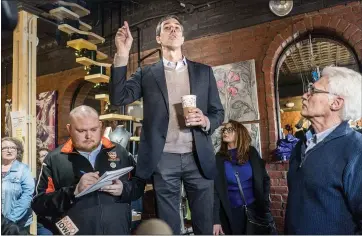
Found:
[32,105,145,235]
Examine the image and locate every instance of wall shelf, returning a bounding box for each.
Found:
[49,7,79,21]
[132,213,141,222]
[145,184,153,192]
[96,51,108,60]
[79,20,92,31]
[130,136,140,142]
[95,94,142,106]
[67,39,97,51]
[129,101,142,106]
[57,1,90,17]
[59,24,105,44]
[99,114,141,123]
[76,57,111,67]
[84,74,109,83]
[95,94,109,102]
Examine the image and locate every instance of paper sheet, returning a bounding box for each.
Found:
[75,166,133,198]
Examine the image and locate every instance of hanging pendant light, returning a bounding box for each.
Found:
[269,0,293,17]
[285,101,295,108]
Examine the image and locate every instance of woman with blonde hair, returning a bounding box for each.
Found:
[213,120,274,235]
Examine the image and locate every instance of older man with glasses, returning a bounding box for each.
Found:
[285,66,362,234]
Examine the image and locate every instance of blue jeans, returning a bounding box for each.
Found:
[37,223,53,235]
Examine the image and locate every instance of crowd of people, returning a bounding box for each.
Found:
[2,15,362,235]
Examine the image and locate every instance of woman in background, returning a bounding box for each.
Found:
[36,147,53,235]
[36,147,49,177]
[213,120,274,235]
[2,137,34,233]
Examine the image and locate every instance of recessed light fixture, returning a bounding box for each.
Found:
[285,101,295,108]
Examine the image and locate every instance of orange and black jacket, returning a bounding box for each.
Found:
[32,138,145,235]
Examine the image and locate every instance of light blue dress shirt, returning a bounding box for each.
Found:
[78,143,102,168]
[305,123,340,153]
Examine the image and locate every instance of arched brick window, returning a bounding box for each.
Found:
[262,14,362,150]
[275,33,360,138]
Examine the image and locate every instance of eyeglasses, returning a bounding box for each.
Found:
[2,147,17,152]
[307,83,338,96]
[221,127,235,133]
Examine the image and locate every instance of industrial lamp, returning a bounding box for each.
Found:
[269,0,293,17]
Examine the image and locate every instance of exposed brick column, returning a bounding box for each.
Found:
[266,162,289,232]
[58,78,84,144]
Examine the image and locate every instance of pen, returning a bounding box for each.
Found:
[80,170,87,175]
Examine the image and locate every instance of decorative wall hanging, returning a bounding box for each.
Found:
[213,59,259,122]
[36,91,57,150]
[211,60,261,156]
[211,123,261,155]
[4,99,12,137]
[244,123,262,155]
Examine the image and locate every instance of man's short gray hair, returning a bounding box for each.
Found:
[155,15,184,36]
[322,66,362,121]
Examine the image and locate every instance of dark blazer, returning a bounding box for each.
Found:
[213,146,271,234]
[109,59,224,180]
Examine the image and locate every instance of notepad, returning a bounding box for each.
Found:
[75,166,134,198]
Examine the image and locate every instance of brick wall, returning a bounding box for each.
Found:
[1,2,362,233]
[1,67,88,144]
[266,162,289,232]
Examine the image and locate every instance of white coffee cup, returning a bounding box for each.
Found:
[181,95,197,117]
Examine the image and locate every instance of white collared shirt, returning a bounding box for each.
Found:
[162,56,187,71]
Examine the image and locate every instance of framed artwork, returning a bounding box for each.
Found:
[4,99,12,137]
[212,59,259,122]
[244,123,262,155]
[211,123,262,156]
[36,91,57,150]
[211,60,262,157]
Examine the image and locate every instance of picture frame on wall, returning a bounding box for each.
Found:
[211,60,262,156]
[212,59,259,123]
[211,123,262,156]
[36,91,58,150]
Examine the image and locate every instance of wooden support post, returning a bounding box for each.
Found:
[12,10,38,235]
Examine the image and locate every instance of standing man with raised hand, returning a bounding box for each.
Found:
[109,16,224,234]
